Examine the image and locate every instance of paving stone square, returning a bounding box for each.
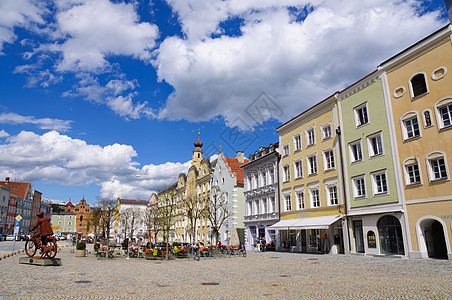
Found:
[1,241,451,299]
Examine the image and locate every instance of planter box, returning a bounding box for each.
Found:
[76,249,86,257]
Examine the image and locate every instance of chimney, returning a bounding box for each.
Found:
[237,151,244,163]
[5,177,10,182]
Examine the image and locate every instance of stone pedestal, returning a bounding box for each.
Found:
[19,257,62,266]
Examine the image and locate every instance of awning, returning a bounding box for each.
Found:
[270,215,342,230]
[269,219,301,230]
[291,215,342,230]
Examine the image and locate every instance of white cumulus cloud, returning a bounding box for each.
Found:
[0,112,72,132]
[0,130,190,199]
[155,0,445,127]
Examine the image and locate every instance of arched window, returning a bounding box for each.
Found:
[80,215,83,222]
[410,73,428,98]
[377,215,404,255]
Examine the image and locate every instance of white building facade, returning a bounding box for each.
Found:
[242,143,280,251]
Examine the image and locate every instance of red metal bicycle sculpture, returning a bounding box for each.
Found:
[25,232,58,259]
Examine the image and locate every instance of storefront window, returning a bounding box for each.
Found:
[377,216,405,255]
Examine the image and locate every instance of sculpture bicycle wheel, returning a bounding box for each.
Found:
[25,240,37,257]
[44,240,57,258]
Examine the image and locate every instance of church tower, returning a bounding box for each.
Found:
[192,131,203,170]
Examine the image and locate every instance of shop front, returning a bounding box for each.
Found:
[349,212,407,257]
[270,215,345,254]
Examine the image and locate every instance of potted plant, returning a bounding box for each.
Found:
[76,241,87,257]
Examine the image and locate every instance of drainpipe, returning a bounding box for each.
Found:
[335,126,351,255]
[275,151,282,252]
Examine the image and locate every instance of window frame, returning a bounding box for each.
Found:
[307,154,318,175]
[321,123,332,141]
[325,178,339,206]
[294,159,303,179]
[295,187,305,210]
[293,133,302,152]
[282,164,290,182]
[349,139,363,164]
[402,157,422,186]
[323,148,335,171]
[371,169,389,196]
[310,188,320,208]
[408,72,429,99]
[283,192,292,212]
[426,152,449,182]
[400,111,421,141]
[282,143,290,157]
[434,97,452,131]
[354,102,369,127]
[352,175,366,199]
[367,132,384,158]
[305,126,316,147]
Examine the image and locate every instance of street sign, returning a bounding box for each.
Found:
[15,215,22,222]
[14,220,20,228]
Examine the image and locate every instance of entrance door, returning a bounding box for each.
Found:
[377,216,405,255]
[353,220,365,253]
[429,221,447,259]
[300,230,307,253]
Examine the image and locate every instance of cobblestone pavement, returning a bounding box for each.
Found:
[1,241,451,299]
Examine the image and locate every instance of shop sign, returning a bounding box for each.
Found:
[295,212,309,218]
[441,215,452,219]
[367,231,376,248]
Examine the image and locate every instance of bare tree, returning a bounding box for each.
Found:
[156,185,178,259]
[184,193,207,244]
[119,207,143,243]
[144,202,161,245]
[96,197,118,259]
[88,206,102,241]
[206,186,231,249]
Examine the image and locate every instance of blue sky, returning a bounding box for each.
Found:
[0,0,449,205]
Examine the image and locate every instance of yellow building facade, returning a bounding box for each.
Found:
[175,134,212,244]
[274,95,348,254]
[380,25,452,259]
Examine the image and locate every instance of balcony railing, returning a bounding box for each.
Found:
[244,212,278,222]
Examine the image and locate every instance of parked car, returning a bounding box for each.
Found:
[6,235,15,241]
[59,235,67,240]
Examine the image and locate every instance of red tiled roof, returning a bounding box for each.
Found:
[0,181,30,199]
[119,199,149,205]
[223,155,249,185]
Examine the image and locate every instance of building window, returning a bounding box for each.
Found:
[283,144,290,156]
[349,140,363,163]
[284,194,291,211]
[322,124,332,140]
[307,155,317,175]
[261,171,267,186]
[409,73,428,98]
[262,198,267,214]
[427,152,449,182]
[255,200,260,215]
[323,149,335,170]
[283,165,290,182]
[270,197,276,213]
[269,168,275,184]
[435,98,452,130]
[401,112,420,140]
[306,127,315,147]
[310,189,320,208]
[403,158,422,186]
[328,186,338,205]
[294,160,303,179]
[368,133,384,157]
[354,103,369,127]
[247,201,253,216]
[352,176,366,199]
[293,134,302,152]
[296,190,304,210]
[371,170,388,195]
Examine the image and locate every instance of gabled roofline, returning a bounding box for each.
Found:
[378,24,451,69]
